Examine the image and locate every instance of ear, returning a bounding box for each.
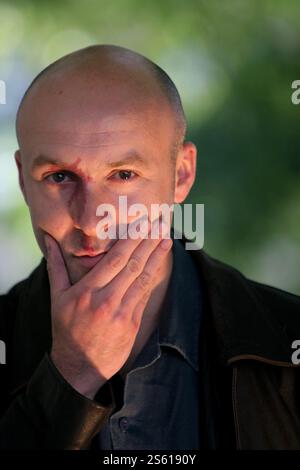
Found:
[14,150,28,204]
[174,141,197,204]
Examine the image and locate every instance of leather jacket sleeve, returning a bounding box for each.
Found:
[0,353,115,449]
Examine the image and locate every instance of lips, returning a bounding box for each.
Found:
[72,251,107,268]
[73,251,106,257]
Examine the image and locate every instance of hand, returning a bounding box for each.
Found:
[45,220,172,399]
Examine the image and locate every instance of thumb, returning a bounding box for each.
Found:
[44,234,70,295]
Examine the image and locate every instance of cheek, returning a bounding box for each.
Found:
[26,185,73,241]
[154,165,176,199]
[29,202,73,259]
[123,189,174,227]
[142,180,175,207]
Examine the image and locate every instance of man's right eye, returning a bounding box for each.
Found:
[45,171,73,184]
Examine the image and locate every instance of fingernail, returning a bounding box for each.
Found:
[160,238,173,250]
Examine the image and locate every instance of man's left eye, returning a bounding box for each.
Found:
[111,170,137,182]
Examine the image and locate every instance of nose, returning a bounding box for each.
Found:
[71,185,106,238]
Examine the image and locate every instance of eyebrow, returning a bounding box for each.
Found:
[30,151,148,173]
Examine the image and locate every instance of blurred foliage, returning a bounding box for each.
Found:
[0,0,300,293]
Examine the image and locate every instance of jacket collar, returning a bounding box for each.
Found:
[187,245,297,366]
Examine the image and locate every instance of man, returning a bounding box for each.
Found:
[0,44,300,450]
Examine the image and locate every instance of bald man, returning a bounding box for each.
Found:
[0,45,300,450]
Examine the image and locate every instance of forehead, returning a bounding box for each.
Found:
[19,115,174,172]
[17,84,175,167]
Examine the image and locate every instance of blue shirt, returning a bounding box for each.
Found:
[96,239,203,450]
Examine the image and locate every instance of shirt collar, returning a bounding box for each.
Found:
[158,238,203,371]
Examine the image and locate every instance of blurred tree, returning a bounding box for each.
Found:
[0,0,299,293]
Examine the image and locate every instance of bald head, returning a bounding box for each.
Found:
[16,44,186,160]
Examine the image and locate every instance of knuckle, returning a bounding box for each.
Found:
[114,312,129,328]
[76,290,90,309]
[132,315,142,331]
[127,256,142,274]
[108,251,124,269]
[140,290,151,305]
[137,272,151,290]
[116,306,130,321]
[98,294,114,314]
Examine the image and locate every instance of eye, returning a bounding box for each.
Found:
[45,171,73,184]
[110,170,137,182]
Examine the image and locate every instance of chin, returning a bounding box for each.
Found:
[66,260,91,285]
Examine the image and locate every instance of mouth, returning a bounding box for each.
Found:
[72,251,107,268]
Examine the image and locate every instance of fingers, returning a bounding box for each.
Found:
[83,216,162,290]
[109,236,173,314]
[99,220,171,302]
[130,295,151,331]
[44,233,71,295]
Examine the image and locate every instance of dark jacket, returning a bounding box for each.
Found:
[0,246,300,449]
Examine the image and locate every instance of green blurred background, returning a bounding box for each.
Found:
[0,0,299,294]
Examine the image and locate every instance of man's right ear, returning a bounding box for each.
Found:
[14,150,28,205]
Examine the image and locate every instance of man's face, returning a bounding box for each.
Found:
[15,72,184,283]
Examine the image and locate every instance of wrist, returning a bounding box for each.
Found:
[50,350,107,399]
